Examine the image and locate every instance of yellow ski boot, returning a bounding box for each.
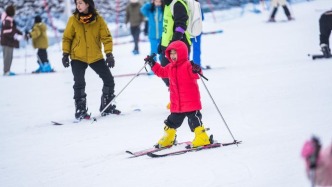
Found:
[192,126,211,148]
[157,125,176,148]
[166,102,171,110]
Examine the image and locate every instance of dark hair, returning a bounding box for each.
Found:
[73,0,97,15]
[35,15,42,23]
[5,5,15,17]
[150,0,164,13]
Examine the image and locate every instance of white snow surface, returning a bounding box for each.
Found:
[1,1,331,187]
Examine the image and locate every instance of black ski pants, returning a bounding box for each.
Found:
[319,11,332,47]
[165,110,203,132]
[130,26,140,51]
[37,49,49,64]
[71,59,115,100]
[270,5,291,19]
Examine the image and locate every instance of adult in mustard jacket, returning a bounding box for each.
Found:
[62,0,120,120]
[26,16,53,73]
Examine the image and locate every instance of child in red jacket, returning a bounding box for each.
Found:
[145,40,211,148]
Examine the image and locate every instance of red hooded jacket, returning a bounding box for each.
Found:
[152,41,201,113]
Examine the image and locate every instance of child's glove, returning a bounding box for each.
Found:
[106,53,115,68]
[191,61,201,73]
[144,54,156,67]
[62,53,70,68]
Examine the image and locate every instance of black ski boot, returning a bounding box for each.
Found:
[75,98,90,120]
[100,94,121,116]
[321,44,331,58]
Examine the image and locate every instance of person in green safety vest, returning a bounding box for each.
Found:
[157,0,191,88]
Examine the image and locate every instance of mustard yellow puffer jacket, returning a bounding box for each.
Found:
[62,13,113,64]
[30,22,49,49]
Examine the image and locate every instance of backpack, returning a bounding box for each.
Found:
[170,0,203,38]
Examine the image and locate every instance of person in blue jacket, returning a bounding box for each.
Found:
[140,0,164,62]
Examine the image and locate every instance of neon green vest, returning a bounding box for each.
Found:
[161,0,192,48]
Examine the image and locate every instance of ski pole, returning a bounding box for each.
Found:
[198,74,239,145]
[309,169,315,187]
[198,72,208,81]
[92,53,156,123]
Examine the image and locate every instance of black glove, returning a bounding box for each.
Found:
[62,53,70,68]
[171,31,183,43]
[144,54,156,67]
[106,53,115,68]
[191,61,201,73]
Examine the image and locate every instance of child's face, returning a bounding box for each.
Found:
[170,49,177,62]
[76,0,89,14]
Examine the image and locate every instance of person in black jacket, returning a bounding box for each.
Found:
[319,10,332,58]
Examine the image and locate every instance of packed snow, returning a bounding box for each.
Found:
[0,1,331,186]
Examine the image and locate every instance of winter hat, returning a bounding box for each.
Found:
[5,5,15,17]
[35,15,42,23]
[130,0,139,3]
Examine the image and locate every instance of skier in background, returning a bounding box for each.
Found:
[62,0,120,120]
[1,5,23,76]
[301,136,332,186]
[126,0,144,55]
[144,41,211,148]
[25,15,54,73]
[318,10,332,58]
[268,0,294,22]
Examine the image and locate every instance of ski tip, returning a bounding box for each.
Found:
[125,150,134,155]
